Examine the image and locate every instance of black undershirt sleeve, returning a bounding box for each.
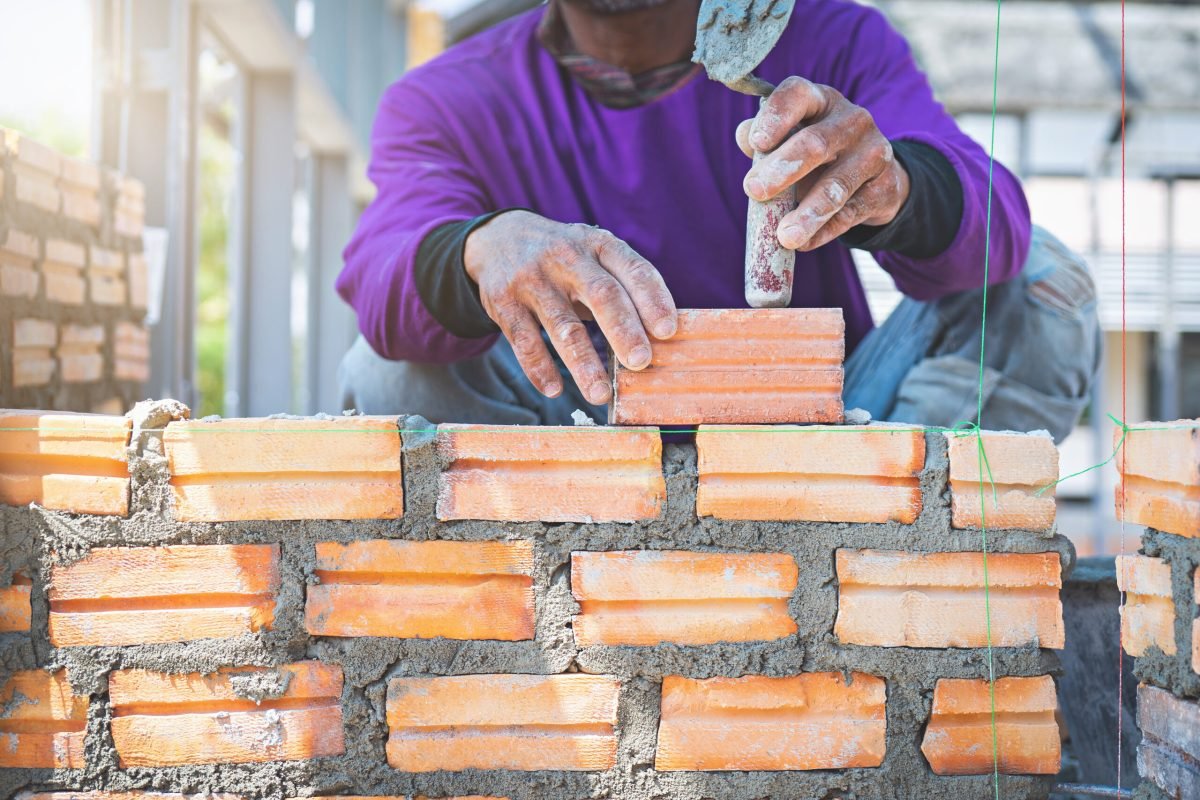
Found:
[839,139,964,259]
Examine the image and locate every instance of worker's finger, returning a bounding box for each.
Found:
[748,77,838,154]
[490,300,564,398]
[735,118,755,158]
[562,256,654,374]
[776,147,890,249]
[593,232,678,341]
[800,172,900,251]
[530,288,612,405]
[744,103,873,202]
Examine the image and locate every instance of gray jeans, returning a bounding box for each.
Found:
[339,226,1101,442]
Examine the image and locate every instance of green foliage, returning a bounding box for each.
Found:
[195,121,235,417]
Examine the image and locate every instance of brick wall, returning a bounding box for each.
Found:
[0,399,1071,799]
[0,128,148,412]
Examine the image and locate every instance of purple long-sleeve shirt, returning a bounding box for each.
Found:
[337,0,1031,363]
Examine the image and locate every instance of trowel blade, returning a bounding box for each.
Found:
[692,0,796,90]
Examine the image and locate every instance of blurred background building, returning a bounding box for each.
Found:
[1,0,1196,555]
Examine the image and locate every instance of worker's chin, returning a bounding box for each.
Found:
[561,0,673,13]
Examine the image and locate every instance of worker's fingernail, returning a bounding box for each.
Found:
[778,224,807,248]
[653,320,675,339]
[751,130,772,151]
[745,177,767,200]
[589,382,611,403]
[628,346,651,369]
[545,381,563,398]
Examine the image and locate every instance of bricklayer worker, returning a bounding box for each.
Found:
[336,0,1101,441]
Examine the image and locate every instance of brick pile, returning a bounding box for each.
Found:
[0,127,149,413]
[1114,420,1200,799]
[0,309,1072,799]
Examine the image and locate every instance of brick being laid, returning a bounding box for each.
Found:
[58,323,105,383]
[108,660,344,767]
[571,550,797,646]
[609,308,845,425]
[0,410,132,515]
[43,238,87,305]
[436,424,664,522]
[696,423,924,522]
[0,572,32,632]
[1116,554,1176,657]
[945,431,1058,530]
[0,669,87,768]
[306,539,534,640]
[48,544,279,647]
[1137,683,1200,798]
[1115,420,1199,538]
[163,416,402,521]
[114,320,150,382]
[655,672,886,771]
[0,228,39,298]
[13,317,56,387]
[921,675,1061,775]
[89,245,127,306]
[834,549,1065,649]
[386,673,620,772]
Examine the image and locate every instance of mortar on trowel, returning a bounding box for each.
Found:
[693,0,798,308]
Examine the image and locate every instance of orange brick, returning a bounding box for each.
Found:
[4,129,63,175]
[946,431,1058,530]
[656,672,886,771]
[436,424,663,522]
[0,669,87,768]
[834,549,1064,649]
[0,229,38,298]
[571,550,797,646]
[0,572,32,632]
[58,323,104,383]
[163,416,402,521]
[306,539,534,640]
[128,252,149,310]
[386,674,619,771]
[114,321,150,382]
[1137,683,1200,798]
[13,318,56,387]
[921,675,1060,775]
[49,544,279,647]
[62,187,102,227]
[0,409,132,515]
[696,423,924,522]
[1115,420,1199,538]
[109,660,344,767]
[43,238,87,305]
[13,162,61,212]
[610,308,845,425]
[89,246,126,306]
[1116,554,1176,657]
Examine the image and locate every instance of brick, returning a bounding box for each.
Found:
[946,431,1058,530]
[13,318,56,387]
[386,674,619,771]
[129,252,149,310]
[4,129,63,175]
[656,672,886,771]
[89,246,127,305]
[306,539,534,640]
[58,323,104,383]
[0,410,132,515]
[921,675,1061,775]
[0,229,38,298]
[1137,683,1200,798]
[0,669,87,768]
[109,660,344,766]
[609,308,844,425]
[696,423,924,522]
[834,549,1064,649]
[1115,554,1176,657]
[1115,420,1200,538]
[571,550,797,646]
[44,238,87,305]
[114,321,150,382]
[60,155,102,189]
[164,416,402,521]
[436,424,663,522]
[48,544,279,647]
[62,187,102,227]
[13,162,61,212]
[0,572,31,632]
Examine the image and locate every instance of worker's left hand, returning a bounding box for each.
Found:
[736,77,911,251]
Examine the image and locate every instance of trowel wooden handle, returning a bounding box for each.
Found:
[745,149,797,308]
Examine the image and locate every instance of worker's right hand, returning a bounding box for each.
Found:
[463,210,678,406]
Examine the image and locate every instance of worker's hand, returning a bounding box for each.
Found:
[736,77,911,252]
[463,210,678,405]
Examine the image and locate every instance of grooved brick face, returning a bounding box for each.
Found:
[89,246,127,306]
[696,424,924,522]
[386,673,620,772]
[44,238,87,305]
[0,669,87,768]
[610,308,845,425]
[921,675,1061,775]
[1115,420,1200,538]
[0,410,132,515]
[108,660,344,767]
[114,321,151,383]
[13,318,56,387]
[834,549,1065,649]
[436,424,664,522]
[1137,684,1200,798]
[59,323,105,383]
[0,229,38,298]
[163,416,403,521]
[571,550,798,646]
[945,431,1058,530]
[306,539,534,640]
[1115,554,1176,657]
[0,572,32,632]
[656,672,886,771]
[48,544,280,647]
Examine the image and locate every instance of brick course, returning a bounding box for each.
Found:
[1116,554,1176,657]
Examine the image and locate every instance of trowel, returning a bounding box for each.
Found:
[693,0,798,308]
